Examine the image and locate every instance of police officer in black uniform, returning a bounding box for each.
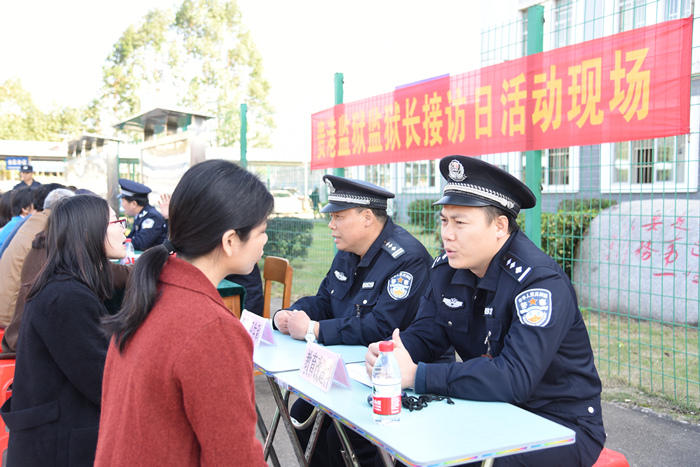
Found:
[366,155,606,467]
[13,165,41,191]
[118,179,167,251]
[274,175,434,467]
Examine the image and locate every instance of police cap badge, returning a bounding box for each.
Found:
[434,155,536,217]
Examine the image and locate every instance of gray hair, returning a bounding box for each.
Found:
[43,189,75,210]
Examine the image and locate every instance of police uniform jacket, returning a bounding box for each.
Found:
[128,204,167,251]
[288,218,432,347]
[13,180,41,191]
[404,230,605,435]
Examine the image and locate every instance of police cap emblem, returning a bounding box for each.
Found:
[387,271,413,300]
[448,159,466,182]
[515,288,552,327]
[325,178,336,193]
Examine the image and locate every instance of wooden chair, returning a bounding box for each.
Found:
[262,256,293,319]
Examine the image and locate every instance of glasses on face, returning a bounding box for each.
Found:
[109,218,127,229]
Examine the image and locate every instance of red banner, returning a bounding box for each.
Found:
[311,17,692,169]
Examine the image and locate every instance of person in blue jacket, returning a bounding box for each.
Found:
[118,179,167,251]
[365,155,606,467]
[274,174,434,466]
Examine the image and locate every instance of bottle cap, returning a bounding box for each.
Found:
[125,239,132,243]
[378,341,394,352]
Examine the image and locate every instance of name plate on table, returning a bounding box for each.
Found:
[299,342,352,392]
[240,310,276,348]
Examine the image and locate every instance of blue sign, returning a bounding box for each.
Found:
[5,157,28,170]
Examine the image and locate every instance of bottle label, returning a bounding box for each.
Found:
[373,384,401,416]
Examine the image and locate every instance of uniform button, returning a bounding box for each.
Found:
[588,406,594,414]
[448,321,453,327]
[331,290,334,294]
[363,299,367,304]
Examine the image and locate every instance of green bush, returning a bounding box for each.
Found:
[265,217,314,259]
[517,199,617,278]
[407,198,440,233]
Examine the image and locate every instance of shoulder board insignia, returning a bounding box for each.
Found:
[432,252,448,269]
[501,251,532,283]
[382,238,406,259]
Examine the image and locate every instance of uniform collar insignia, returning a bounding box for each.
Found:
[442,297,464,308]
[334,270,347,281]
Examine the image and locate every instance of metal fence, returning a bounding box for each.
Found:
[252,0,700,410]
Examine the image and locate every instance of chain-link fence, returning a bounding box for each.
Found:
[251,0,700,410]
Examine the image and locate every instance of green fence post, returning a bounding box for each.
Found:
[525,5,544,248]
[334,73,344,178]
[240,103,248,170]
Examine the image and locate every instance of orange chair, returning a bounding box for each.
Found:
[262,256,293,319]
[0,359,16,455]
[593,447,630,467]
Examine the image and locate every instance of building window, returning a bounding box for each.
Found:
[619,0,646,32]
[552,0,574,49]
[542,147,579,192]
[366,164,391,190]
[612,137,685,185]
[404,161,437,189]
[663,0,691,20]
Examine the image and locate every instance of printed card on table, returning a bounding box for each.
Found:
[240,310,276,348]
[299,342,352,392]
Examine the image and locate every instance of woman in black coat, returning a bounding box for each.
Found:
[0,195,127,466]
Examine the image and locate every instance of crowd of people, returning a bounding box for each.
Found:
[0,155,606,467]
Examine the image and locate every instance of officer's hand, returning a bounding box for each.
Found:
[287,310,311,340]
[365,342,381,377]
[274,309,294,334]
[391,329,417,390]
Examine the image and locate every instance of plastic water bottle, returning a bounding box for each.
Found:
[372,341,401,425]
[121,239,135,265]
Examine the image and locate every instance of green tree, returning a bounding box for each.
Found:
[0,79,85,141]
[101,0,275,147]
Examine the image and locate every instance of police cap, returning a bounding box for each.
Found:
[434,155,536,217]
[118,178,151,200]
[20,165,33,173]
[320,175,395,213]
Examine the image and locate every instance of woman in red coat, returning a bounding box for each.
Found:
[97,160,274,466]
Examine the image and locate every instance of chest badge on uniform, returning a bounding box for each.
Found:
[334,270,348,281]
[387,272,413,300]
[141,218,155,229]
[442,297,464,309]
[515,288,552,327]
[362,281,375,289]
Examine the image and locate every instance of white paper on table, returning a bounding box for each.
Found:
[346,362,372,387]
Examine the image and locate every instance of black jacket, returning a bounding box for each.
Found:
[288,218,433,346]
[0,277,109,466]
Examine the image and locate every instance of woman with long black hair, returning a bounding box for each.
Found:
[96,160,273,466]
[0,195,127,466]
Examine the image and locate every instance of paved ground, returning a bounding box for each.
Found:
[254,374,700,467]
